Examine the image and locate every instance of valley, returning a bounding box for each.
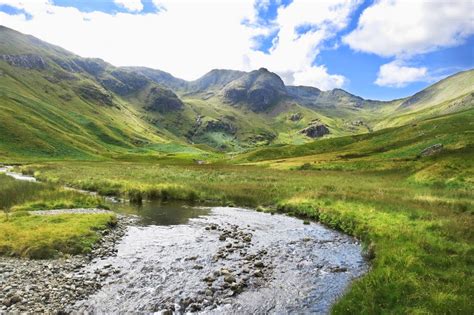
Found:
[0,24,473,314]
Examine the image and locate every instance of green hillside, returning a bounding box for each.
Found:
[0,26,207,161]
[0,25,472,159]
[240,108,474,189]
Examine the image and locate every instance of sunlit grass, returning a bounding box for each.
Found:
[0,212,116,259]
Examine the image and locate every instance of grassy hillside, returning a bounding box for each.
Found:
[0,26,211,161]
[1,25,472,156]
[15,123,473,313]
[240,108,473,186]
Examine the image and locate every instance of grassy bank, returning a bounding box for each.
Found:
[5,108,474,312]
[15,158,474,313]
[0,212,116,259]
[0,174,116,259]
[0,174,107,211]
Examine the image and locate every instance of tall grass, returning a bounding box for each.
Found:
[0,174,107,212]
[19,160,474,313]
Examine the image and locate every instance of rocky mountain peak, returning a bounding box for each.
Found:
[220,68,287,112]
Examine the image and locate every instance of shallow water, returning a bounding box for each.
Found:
[74,207,367,314]
[106,200,211,226]
[1,166,368,313]
[0,166,36,182]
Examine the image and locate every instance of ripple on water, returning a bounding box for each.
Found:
[72,206,368,314]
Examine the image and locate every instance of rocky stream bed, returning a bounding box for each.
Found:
[0,167,368,314]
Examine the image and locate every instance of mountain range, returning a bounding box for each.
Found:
[0,25,472,160]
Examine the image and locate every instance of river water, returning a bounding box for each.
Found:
[1,166,368,314]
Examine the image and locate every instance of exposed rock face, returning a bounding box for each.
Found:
[73,58,107,76]
[76,83,114,106]
[420,143,443,157]
[300,123,330,138]
[145,86,184,113]
[221,68,287,112]
[191,69,245,92]
[289,112,303,121]
[0,54,47,70]
[101,70,149,96]
[203,119,236,134]
[52,58,83,73]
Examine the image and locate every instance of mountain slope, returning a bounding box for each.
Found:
[374,70,474,129]
[0,26,203,160]
[0,25,472,158]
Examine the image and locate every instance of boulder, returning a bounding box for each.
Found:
[289,112,303,121]
[300,123,330,138]
[420,143,443,157]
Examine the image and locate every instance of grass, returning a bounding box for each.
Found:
[0,212,116,259]
[0,174,107,211]
[19,160,474,313]
[14,108,473,313]
[0,174,116,259]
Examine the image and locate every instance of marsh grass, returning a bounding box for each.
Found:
[20,160,474,314]
[0,174,107,212]
[0,212,116,259]
[0,174,114,258]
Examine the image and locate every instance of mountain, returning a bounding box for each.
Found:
[122,67,189,92]
[0,25,472,158]
[0,25,197,160]
[219,68,288,111]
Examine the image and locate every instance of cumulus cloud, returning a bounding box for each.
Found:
[343,0,474,57]
[114,0,143,12]
[343,0,474,88]
[292,65,346,90]
[0,0,360,90]
[375,61,427,87]
[245,0,361,89]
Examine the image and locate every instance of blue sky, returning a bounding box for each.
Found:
[0,0,473,100]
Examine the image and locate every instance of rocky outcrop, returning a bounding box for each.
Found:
[300,123,330,138]
[76,83,114,106]
[73,58,107,76]
[203,119,236,134]
[289,112,303,121]
[52,58,83,73]
[420,143,443,157]
[221,68,287,112]
[0,54,47,70]
[145,86,184,113]
[100,70,149,96]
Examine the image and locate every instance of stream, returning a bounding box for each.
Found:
[1,166,368,314]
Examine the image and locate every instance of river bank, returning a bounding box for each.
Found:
[0,215,136,313]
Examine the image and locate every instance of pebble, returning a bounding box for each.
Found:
[0,215,135,313]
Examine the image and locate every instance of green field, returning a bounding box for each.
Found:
[7,107,472,313]
[1,25,473,314]
[0,174,116,259]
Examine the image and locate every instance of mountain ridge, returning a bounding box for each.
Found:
[0,25,472,157]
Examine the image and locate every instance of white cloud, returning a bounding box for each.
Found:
[114,0,143,12]
[343,0,474,57]
[0,0,360,90]
[375,61,427,87]
[293,65,346,90]
[245,0,361,89]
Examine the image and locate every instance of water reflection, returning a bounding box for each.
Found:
[107,200,211,226]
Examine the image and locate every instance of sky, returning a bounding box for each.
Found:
[0,0,473,100]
